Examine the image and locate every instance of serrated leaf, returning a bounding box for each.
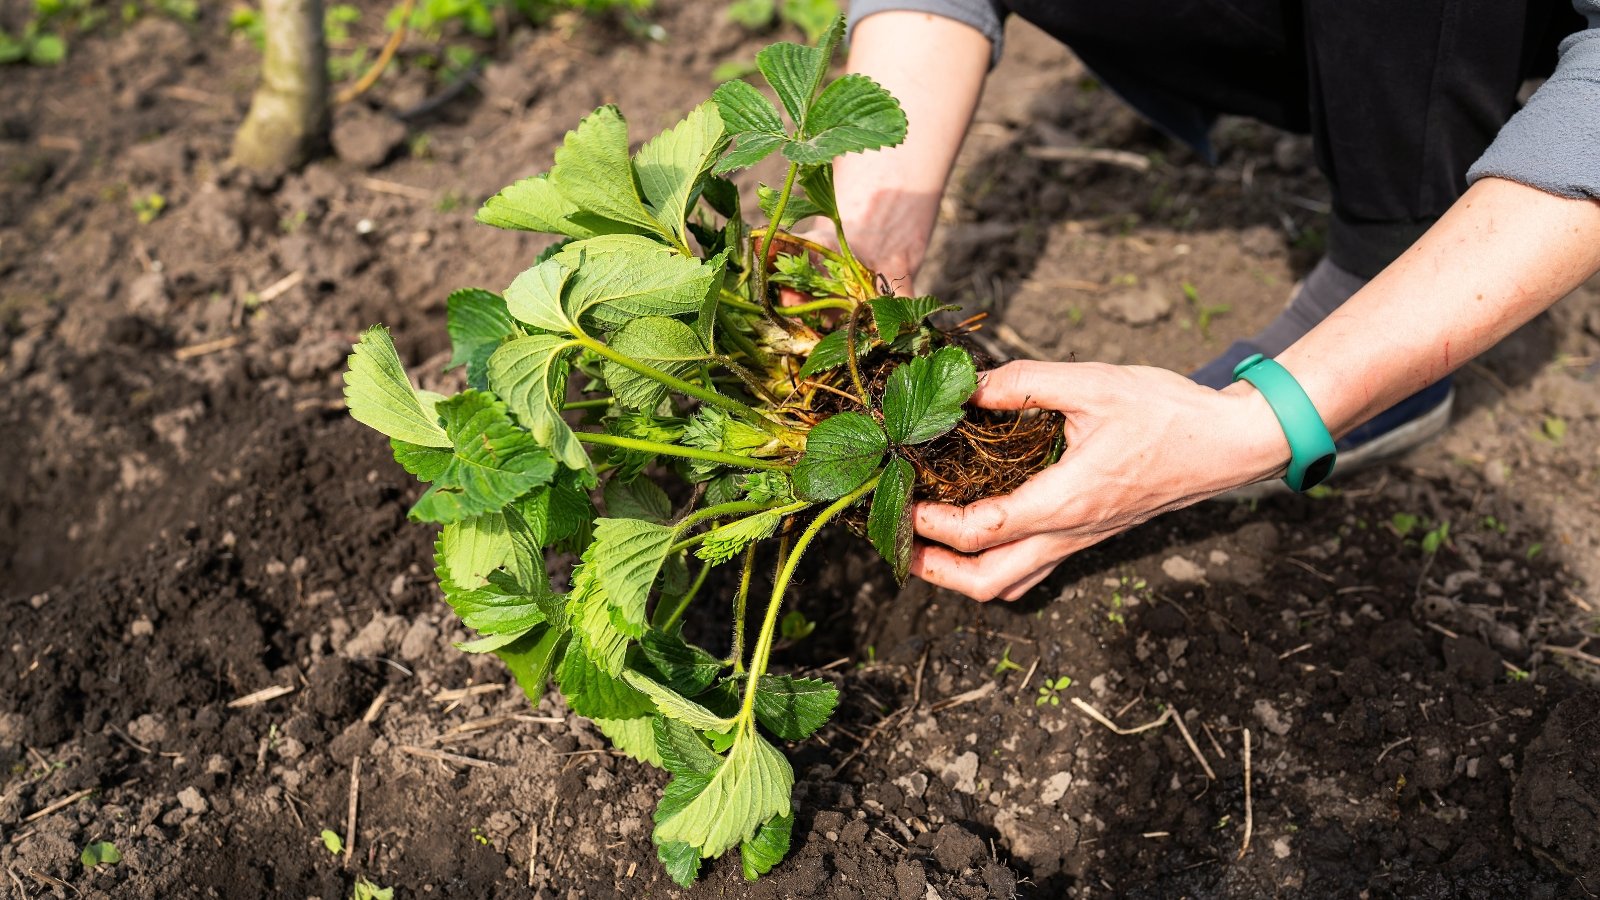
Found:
[594,715,664,768]
[553,235,718,330]
[633,101,729,245]
[796,163,839,221]
[794,411,886,501]
[509,467,596,552]
[653,729,794,858]
[495,625,565,702]
[867,454,916,583]
[622,670,737,732]
[440,513,514,589]
[504,258,576,335]
[753,675,839,741]
[393,391,557,523]
[602,316,714,411]
[710,79,786,173]
[487,333,590,472]
[796,328,871,378]
[740,813,793,879]
[590,518,678,638]
[695,249,731,351]
[436,534,550,635]
[604,476,673,524]
[655,769,714,826]
[755,17,842,127]
[870,296,956,340]
[697,511,782,565]
[641,630,724,697]
[550,106,673,242]
[700,176,741,219]
[757,182,826,229]
[557,640,654,718]
[568,554,630,674]
[881,346,977,446]
[476,173,605,239]
[657,839,702,887]
[653,717,723,776]
[344,326,451,448]
[784,74,908,165]
[446,289,516,390]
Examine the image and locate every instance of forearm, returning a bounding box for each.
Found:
[833,12,990,283]
[1270,177,1600,441]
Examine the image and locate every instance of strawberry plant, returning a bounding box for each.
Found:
[342,18,1058,884]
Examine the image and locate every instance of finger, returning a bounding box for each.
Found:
[994,563,1059,602]
[909,535,1063,602]
[913,467,1074,553]
[969,360,1093,413]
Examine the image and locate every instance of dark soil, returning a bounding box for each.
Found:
[4,5,1600,900]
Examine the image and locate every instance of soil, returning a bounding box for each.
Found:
[4,6,1600,900]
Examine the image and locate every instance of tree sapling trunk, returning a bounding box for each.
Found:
[232,0,329,173]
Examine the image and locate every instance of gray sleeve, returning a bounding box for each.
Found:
[845,0,1009,68]
[1466,0,1600,199]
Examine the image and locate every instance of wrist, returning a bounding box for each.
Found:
[1219,380,1292,486]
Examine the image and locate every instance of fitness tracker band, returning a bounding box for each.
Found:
[1231,353,1337,492]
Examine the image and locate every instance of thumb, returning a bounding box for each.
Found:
[968,360,1081,413]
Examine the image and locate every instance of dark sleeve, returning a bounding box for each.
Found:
[845,0,1010,68]
[1466,0,1600,200]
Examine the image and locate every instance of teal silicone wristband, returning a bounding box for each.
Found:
[1231,353,1337,492]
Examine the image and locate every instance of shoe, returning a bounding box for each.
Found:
[1190,341,1455,498]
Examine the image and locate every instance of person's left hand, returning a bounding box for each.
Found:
[910,360,1290,601]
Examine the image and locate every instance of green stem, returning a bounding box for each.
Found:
[729,542,757,675]
[831,216,877,296]
[561,398,613,411]
[844,299,870,403]
[667,500,809,555]
[752,162,800,325]
[715,308,772,367]
[738,473,881,726]
[574,334,780,434]
[574,432,787,471]
[654,559,713,632]
[783,297,855,315]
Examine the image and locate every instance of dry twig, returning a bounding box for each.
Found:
[399,745,497,768]
[1070,697,1170,735]
[1238,729,1254,860]
[23,787,95,824]
[343,756,360,870]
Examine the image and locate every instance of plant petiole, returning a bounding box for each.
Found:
[574,334,784,435]
[573,432,788,471]
[752,162,800,326]
[653,559,714,631]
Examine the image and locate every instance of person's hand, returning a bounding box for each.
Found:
[910,360,1290,601]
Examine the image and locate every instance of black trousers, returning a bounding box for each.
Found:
[1006,0,1585,277]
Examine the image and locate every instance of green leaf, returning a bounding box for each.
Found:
[796,328,871,378]
[640,630,724,696]
[487,333,590,472]
[633,101,729,245]
[28,33,65,66]
[622,670,738,732]
[881,346,977,446]
[794,411,886,501]
[393,391,558,523]
[496,624,565,702]
[784,74,908,165]
[556,641,654,718]
[476,173,603,239]
[870,296,956,340]
[554,235,719,330]
[509,468,597,551]
[594,715,664,768]
[757,182,827,229]
[866,454,916,583]
[710,79,786,173]
[590,518,678,638]
[654,717,723,776]
[796,162,839,221]
[320,829,344,855]
[503,257,576,335]
[657,840,703,887]
[653,729,794,858]
[700,175,741,219]
[441,577,548,636]
[453,631,525,654]
[755,18,842,128]
[80,841,121,868]
[343,326,451,448]
[602,316,714,411]
[353,878,394,900]
[753,675,839,741]
[446,288,516,390]
[569,555,631,675]
[439,513,514,589]
[697,511,782,565]
[550,106,672,242]
[742,471,795,504]
[740,813,793,879]
[604,476,673,524]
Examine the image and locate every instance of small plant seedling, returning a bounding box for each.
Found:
[1420,521,1451,555]
[132,192,166,224]
[1036,675,1072,707]
[1541,415,1567,443]
[1390,512,1421,538]
[321,829,344,855]
[80,840,121,868]
[992,644,1023,676]
[342,19,1062,885]
[726,0,840,41]
[353,878,394,900]
[779,609,814,641]
[1182,280,1229,340]
[1527,542,1544,560]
